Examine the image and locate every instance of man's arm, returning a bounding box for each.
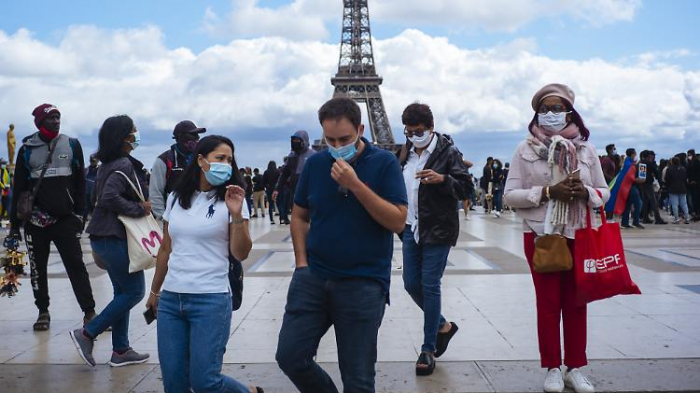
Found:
[149,159,167,219]
[332,158,407,234]
[290,204,310,268]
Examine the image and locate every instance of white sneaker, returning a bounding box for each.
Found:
[564,368,595,393]
[543,367,564,392]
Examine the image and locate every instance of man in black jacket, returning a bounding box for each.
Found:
[7,104,95,331]
[396,103,472,376]
[639,150,666,225]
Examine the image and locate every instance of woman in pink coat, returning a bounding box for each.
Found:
[504,84,609,393]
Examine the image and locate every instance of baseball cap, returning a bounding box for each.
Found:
[173,120,206,139]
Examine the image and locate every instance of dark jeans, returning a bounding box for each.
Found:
[276,267,386,393]
[402,226,450,353]
[85,237,145,351]
[493,188,503,212]
[277,189,290,222]
[622,186,642,226]
[266,188,276,219]
[640,184,662,222]
[24,216,95,314]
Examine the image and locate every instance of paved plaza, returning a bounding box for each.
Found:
[1,210,699,392]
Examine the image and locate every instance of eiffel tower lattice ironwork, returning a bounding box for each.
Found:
[330,0,396,147]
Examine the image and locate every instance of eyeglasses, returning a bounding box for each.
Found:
[403,127,430,137]
[537,105,570,114]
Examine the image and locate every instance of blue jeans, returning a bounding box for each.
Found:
[622,186,642,226]
[493,188,503,212]
[669,193,689,221]
[276,267,386,393]
[85,237,145,351]
[402,226,450,353]
[158,291,249,393]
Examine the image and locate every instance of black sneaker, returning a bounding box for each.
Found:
[655,220,668,225]
[633,223,645,229]
[621,224,633,229]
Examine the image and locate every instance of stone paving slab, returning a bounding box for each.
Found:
[1,359,699,392]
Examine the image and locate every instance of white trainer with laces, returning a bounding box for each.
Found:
[564,368,595,393]
[543,367,564,392]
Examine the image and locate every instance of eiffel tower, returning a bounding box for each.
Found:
[330,0,396,149]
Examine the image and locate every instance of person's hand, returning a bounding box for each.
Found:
[225,185,245,217]
[145,293,159,317]
[141,201,152,216]
[567,178,589,201]
[272,190,279,202]
[416,169,445,185]
[548,179,573,201]
[331,158,362,191]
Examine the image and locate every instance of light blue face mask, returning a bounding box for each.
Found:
[203,160,232,186]
[129,131,141,150]
[328,133,360,161]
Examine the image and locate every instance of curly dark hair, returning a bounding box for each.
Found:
[401,103,434,128]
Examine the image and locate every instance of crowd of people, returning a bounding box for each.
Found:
[0,84,697,393]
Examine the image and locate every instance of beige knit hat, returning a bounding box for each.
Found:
[531,83,575,111]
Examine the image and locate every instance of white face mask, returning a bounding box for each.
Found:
[537,111,569,132]
[409,132,433,148]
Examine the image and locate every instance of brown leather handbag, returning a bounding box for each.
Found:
[533,234,572,273]
[16,138,59,221]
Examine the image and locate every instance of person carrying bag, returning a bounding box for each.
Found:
[70,115,151,368]
[504,84,610,393]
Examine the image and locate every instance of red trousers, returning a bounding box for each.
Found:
[524,232,587,369]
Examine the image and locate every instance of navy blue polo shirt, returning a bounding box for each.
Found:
[294,139,408,294]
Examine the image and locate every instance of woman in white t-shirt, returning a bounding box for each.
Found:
[145,135,263,393]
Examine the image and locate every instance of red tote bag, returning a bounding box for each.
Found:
[574,202,641,306]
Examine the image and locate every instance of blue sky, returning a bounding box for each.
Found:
[3,0,698,66]
[1,1,699,169]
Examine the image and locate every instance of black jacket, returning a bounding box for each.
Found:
[665,165,688,195]
[398,133,472,246]
[11,132,85,229]
[86,156,149,239]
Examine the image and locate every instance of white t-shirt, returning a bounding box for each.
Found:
[162,191,250,294]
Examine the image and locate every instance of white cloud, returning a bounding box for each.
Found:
[0,25,697,168]
[203,0,340,41]
[202,0,641,41]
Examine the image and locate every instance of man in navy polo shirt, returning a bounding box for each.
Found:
[276,97,408,393]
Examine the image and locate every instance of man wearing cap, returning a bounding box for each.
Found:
[149,120,206,219]
[7,103,95,331]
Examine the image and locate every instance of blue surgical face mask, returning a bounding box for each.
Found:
[129,131,141,150]
[327,133,360,161]
[203,159,232,186]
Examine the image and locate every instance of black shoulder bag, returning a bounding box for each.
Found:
[228,210,244,311]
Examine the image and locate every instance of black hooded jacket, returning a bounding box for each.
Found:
[397,133,472,245]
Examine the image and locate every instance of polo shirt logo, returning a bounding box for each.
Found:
[207,204,215,219]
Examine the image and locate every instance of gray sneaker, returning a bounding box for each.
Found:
[108,349,149,367]
[69,328,96,367]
